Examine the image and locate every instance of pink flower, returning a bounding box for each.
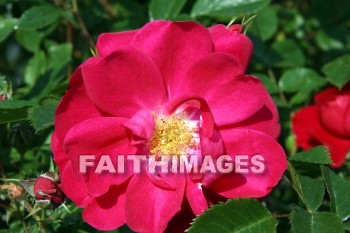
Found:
[292,84,350,167]
[52,20,287,232]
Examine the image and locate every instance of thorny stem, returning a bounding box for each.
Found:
[268,68,288,105]
[71,0,96,50]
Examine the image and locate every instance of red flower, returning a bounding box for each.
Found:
[292,84,350,167]
[33,172,65,207]
[52,21,287,232]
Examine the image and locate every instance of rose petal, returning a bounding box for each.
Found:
[123,109,155,145]
[209,24,253,70]
[315,87,350,137]
[83,184,127,231]
[173,53,267,125]
[346,105,350,135]
[126,171,185,233]
[186,176,208,216]
[96,30,138,57]
[207,128,287,198]
[219,93,280,139]
[82,46,167,117]
[64,117,140,196]
[146,167,177,191]
[54,59,102,143]
[51,132,69,175]
[61,162,92,207]
[200,129,224,160]
[131,20,212,95]
[293,106,350,167]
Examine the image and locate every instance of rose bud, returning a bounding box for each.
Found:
[33,172,65,208]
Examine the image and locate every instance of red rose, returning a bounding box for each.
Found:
[0,95,4,100]
[33,172,65,207]
[52,21,287,232]
[292,84,350,167]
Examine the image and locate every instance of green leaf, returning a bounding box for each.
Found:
[62,11,78,27]
[26,206,41,219]
[298,175,325,212]
[315,27,347,51]
[0,100,36,124]
[291,207,344,233]
[18,5,61,30]
[289,91,312,105]
[191,0,270,17]
[322,55,350,89]
[149,0,187,20]
[250,6,278,41]
[188,199,277,233]
[279,68,326,93]
[279,68,326,105]
[286,161,325,212]
[271,40,305,67]
[24,51,47,86]
[15,30,43,53]
[322,166,350,221]
[47,43,72,78]
[28,97,59,133]
[290,146,333,165]
[0,18,17,43]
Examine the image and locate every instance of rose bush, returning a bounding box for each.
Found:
[293,84,350,167]
[52,20,287,232]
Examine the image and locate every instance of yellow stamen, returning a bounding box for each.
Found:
[149,113,196,157]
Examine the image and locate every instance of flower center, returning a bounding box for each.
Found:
[149,113,198,157]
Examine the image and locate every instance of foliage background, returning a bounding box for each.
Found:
[0,0,350,232]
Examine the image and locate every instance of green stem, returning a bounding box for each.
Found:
[39,208,47,233]
[268,68,288,105]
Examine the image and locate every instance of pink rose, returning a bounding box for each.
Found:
[52,21,287,232]
[293,84,350,167]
